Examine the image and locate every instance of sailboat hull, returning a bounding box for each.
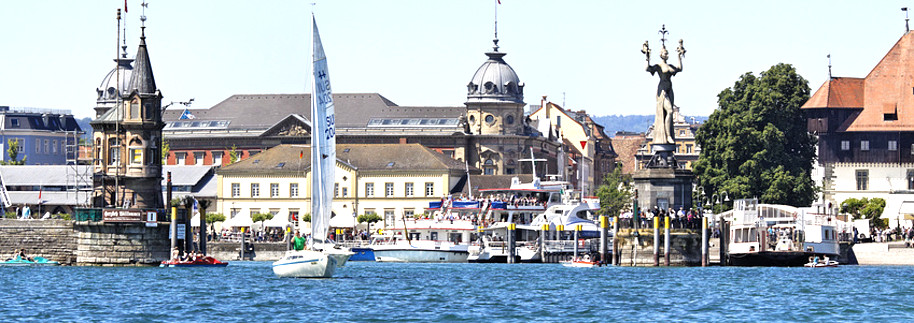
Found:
[319,245,355,267]
[272,250,337,278]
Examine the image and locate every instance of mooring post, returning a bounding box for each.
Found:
[573,224,581,261]
[170,206,177,253]
[664,216,671,266]
[285,225,292,251]
[720,220,729,266]
[240,227,246,260]
[600,216,609,266]
[507,223,516,264]
[701,216,708,267]
[540,224,547,263]
[604,216,619,266]
[653,216,659,266]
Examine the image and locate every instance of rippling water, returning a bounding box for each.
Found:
[2,262,913,322]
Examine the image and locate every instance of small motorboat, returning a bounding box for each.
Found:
[0,256,60,266]
[803,256,838,268]
[560,255,601,268]
[160,256,229,268]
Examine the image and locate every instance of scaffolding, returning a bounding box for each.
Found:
[66,129,93,207]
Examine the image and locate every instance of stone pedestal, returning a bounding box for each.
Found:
[633,167,694,212]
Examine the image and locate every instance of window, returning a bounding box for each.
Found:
[231,183,240,197]
[44,139,49,154]
[52,140,57,154]
[251,183,260,197]
[271,183,279,198]
[342,187,348,197]
[889,140,898,151]
[289,209,300,222]
[175,153,186,165]
[686,144,693,154]
[10,119,19,128]
[841,140,850,151]
[213,151,224,165]
[385,182,394,197]
[384,209,395,227]
[405,183,414,197]
[230,208,240,218]
[249,208,260,216]
[365,183,374,197]
[506,168,515,174]
[908,170,914,190]
[856,170,868,191]
[485,115,495,124]
[405,209,414,219]
[335,183,339,197]
[35,139,40,153]
[129,148,142,164]
[861,140,870,151]
[290,183,299,197]
[425,182,434,197]
[194,152,204,165]
[109,147,121,166]
[15,139,22,152]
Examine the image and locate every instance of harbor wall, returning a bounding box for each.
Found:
[0,219,77,264]
[612,229,702,266]
[848,242,914,265]
[208,241,287,261]
[74,221,171,266]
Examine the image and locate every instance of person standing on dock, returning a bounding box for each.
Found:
[292,231,306,251]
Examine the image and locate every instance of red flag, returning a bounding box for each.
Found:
[497,0,501,4]
[38,187,42,204]
[579,141,587,149]
[125,0,128,13]
[299,150,303,159]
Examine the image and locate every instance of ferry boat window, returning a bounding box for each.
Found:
[430,232,438,241]
[449,233,462,243]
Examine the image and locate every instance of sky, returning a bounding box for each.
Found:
[1,1,912,119]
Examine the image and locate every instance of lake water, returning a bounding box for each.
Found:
[3,262,913,321]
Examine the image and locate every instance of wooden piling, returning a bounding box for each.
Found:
[507,223,516,264]
[701,217,708,267]
[664,216,671,266]
[540,224,547,263]
[653,216,659,266]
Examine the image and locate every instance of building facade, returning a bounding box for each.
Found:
[215,144,471,229]
[0,107,82,165]
[802,30,914,228]
[635,107,701,171]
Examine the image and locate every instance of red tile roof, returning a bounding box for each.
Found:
[802,32,914,131]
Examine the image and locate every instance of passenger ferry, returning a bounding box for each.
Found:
[721,199,840,267]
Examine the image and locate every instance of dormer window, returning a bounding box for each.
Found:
[484,82,497,94]
[9,119,19,128]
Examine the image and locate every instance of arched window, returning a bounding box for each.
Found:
[505,115,515,125]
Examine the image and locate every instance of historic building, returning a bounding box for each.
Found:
[611,131,647,175]
[160,37,603,192]
[90,27,165,209]
[215,143,471,229]
[802,29,914,228]
[529,100,617,192]
[0,106,82,165]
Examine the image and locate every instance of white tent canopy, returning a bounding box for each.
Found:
[329,213,357,228]
[223,214,254,227]
[190,214,202,227]
[264,216,290,227]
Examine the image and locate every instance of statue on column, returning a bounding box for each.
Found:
[642,25,685,146]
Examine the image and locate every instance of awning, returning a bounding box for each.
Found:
[264,216,290,227]
[224,214,253,227]
[880,198,914,219]
[329,213,357,228]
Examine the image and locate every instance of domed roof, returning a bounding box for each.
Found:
[466,44,524,104]
[96,58,134,103]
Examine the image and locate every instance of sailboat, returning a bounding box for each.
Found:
[273,15,348,278]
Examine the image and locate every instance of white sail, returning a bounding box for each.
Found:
[310,15,335,244]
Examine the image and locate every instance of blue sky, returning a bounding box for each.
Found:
[0,1,910,119]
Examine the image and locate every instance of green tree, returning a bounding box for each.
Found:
[206,213,226,223]
[594,164,631,216]
[229,145,240,164]
[1,139,27,165]
[841,197,886,228]
[161,140,170,164]
[301,213,311,222]
[357,212,381,232]
[252,212,274,223]
[693,63,817,208]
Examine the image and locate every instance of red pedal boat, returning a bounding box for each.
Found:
[160,256,229,267]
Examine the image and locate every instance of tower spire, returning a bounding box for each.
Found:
[904,7,910,33]
[827,54,832,79]
[493,0,499,51]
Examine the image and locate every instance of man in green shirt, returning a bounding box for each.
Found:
[292,230,307,251]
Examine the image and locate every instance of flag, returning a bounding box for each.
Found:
[179,108,196,120]
[37,187,42,205]
[497,0,501,4]
[580,141,587,149]
[299,150,303,159]
[125,0,128,13]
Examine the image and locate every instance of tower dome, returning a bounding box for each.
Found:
[95,57,134,117]
[466,42,524,104]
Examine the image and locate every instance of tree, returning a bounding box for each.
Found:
[357,212,381,232]
[1,139,27,165]
[206,213,226,223]
[229,145,240,164]
[841,197,886,228]
[594,164,632,216]
[161,140,170,164]
[252,212,274,223]
[693,63,817,208]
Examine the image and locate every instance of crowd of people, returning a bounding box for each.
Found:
[618,206,705,230]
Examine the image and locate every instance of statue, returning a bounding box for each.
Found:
[642,25,685,146]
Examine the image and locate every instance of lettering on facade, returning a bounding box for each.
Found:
[102,209,144,222]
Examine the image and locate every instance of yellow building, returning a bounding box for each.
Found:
[636,107,701,170]
[215,144,471,229]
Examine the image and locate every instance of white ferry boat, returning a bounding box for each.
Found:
[721,199,840,267]
[368,218,475,263]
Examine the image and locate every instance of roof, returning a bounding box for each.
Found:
[802,32,914,131]
[218,143,469,175]
[0,165,90,186]
[801,77,864,109]
[161,165,215,187]
[1,113,82,132]
[128,30,157,96]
